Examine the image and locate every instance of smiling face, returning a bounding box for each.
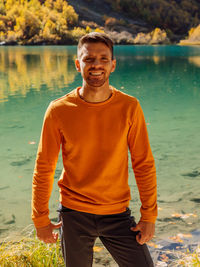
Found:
[75,42,116,89]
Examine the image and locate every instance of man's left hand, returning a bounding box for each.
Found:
[130,221,155,245]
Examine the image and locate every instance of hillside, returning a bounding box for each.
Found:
[67,0,200,43]
[0,0,200,45]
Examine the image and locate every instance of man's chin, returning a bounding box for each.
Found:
[87,80,106,88]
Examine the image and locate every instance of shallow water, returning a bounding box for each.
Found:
[0,45,200,240]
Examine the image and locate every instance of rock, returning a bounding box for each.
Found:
[179,24,200,45]
[190,198,200,203]
[106,30,134,44]
[10,156,32,166]
[5,214,16,225]
[181,170,200,178]
[133,28,169,45]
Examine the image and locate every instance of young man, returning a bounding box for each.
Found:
[32,32,157,267]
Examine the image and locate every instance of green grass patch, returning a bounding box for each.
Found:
[0,233,64,267]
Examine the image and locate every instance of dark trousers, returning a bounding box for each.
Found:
[58,205,154,267]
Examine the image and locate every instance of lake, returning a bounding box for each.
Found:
[0,45,200,241]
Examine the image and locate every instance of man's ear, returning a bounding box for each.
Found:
[75,59,81,72]
[111,59,116,73]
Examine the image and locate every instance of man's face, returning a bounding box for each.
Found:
[75,42,116,88]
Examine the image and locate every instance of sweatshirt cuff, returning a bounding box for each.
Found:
[140,216,157,224]
[32,215,51,228]
[140,206,158,224]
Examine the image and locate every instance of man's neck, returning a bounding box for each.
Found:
[79,84,112,103]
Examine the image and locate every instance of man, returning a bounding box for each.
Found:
[32,32,157,267]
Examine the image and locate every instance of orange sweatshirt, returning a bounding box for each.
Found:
[32,87,157,228]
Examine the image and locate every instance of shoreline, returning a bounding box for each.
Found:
[0,41,199,47]
[1,226,199,266]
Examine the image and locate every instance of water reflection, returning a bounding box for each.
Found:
[126,54,200,67]
[0,47,77,102]
[134,55,166,64]
[113,51,200,99]
[188,56,200,68]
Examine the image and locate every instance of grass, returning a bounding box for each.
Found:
[0,229,64,267]
[172,247,200,267]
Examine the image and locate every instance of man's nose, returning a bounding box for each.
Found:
[92,59,102,67]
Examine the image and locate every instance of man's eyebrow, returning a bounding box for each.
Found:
[101,54,110,57]
[84,53,110,58]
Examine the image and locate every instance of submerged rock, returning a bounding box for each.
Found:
[10,156,32,166]
[0,186,10,191]
[182,170,200,178]
[4,214,16,225]
[190,198,200,203]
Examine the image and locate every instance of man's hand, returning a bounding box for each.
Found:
[130,221,155,245]
[36,221,62,243]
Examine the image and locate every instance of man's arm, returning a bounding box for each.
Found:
[128,100,157,244]
[32,102,62,242]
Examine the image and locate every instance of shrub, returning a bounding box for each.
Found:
[70,27,86,41]
[0,0,80,44]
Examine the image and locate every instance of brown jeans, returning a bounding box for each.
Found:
[58,205,154,267]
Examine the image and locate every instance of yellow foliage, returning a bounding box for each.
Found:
[54,0,65,12]
[0,0,80,44]
[44,0,54,10]
[180,24,200,45]
[27,0,41,13]
[104,16,118,26]
[86,25,91,33]
[0,19,5,30]
[0,3,6,15]
[0,30,5,41]
[71,27,86,40]
[62,4,78,25]
[43,19,56,36]
[189,27,195,37]
[6,5,21,20]
[15,16,26,32]
[5,0,19,11]
[95,28,104,33]
[14,9,41,38]
[7,30,16,41]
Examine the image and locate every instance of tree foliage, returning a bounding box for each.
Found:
[105,0,200,35]
[0,0,102,44]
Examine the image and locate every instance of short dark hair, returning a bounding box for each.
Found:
[77,32,114,59]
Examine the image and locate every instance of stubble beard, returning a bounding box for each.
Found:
[86,73,109,88]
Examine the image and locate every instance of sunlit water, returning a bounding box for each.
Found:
[0,45,200,240]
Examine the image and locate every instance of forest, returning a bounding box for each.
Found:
[0,0,102,45]
[0,0,200,44]
[105,0,200,36]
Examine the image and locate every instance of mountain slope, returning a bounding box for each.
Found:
[67,0,200,42]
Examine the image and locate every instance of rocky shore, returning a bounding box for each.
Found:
[93,230,200,266]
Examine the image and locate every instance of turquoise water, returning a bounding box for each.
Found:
[0,45,200,240]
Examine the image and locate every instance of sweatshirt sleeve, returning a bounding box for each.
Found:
[128,100,157,223]
[32,102,61,228]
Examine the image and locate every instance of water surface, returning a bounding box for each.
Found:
[0,45,200,240]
